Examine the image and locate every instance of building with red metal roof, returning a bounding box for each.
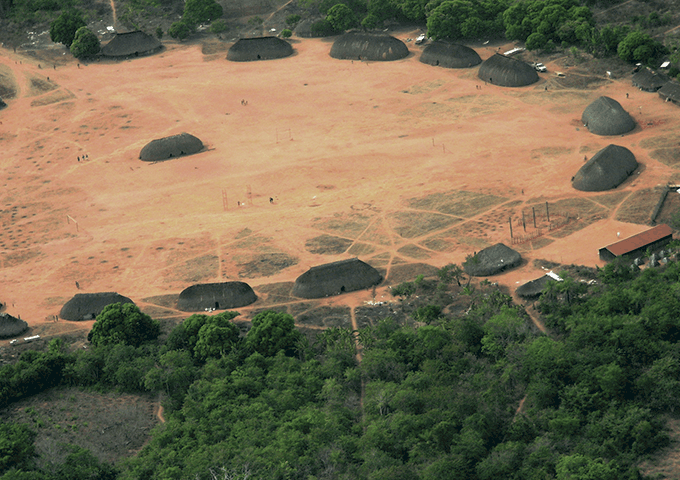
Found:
[599,224,673,261]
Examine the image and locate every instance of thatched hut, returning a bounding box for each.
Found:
[294,18,328,38]
[478,54,538,87]
[227,37,294,61]
[293,258,382,298]
[463,243,522,276]
[330,32,409,61]
[101,31,162,57]
[59,292,134,321]
[572,144,638,192]
[632,68,667,92]
[139,133,204,161]
[658,82,680,106]
[0,313,28,338]
[177,282,257,311]
[581,96,636,136]
[0,97,6,110]
[419,41,481,68]
[516,275,555,299]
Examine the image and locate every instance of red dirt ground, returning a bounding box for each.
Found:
[1,33,678,339]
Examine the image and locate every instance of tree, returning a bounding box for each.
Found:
[438,263,465,287]
[155,26,164,40]
[49,9,86,47]
[526,31,547,50]
[0,423,36,472]
[194,314,241,360]
[427,0,478,40]
[168,21,192,41]
[326,3,357,31]
[87,303,160,347]
[69,27,100,59]
[183,0,223,26]
[246,310,300,357]
[617,30,667,64]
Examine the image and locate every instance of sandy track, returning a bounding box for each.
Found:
[0,34,678,334]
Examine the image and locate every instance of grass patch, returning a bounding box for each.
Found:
[397,244,433,260]
[305,235,352,255]
[30,89,75,107]
[236,253,299,278]
[388,211,462,238]
[312,213,372,237]
[347,242,377,256]
[616,187,664,225]
[0,64,18,99]
[407,190,506,218]
[590,191,631,209]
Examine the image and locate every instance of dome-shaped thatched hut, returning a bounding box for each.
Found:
[227,37,294,62]
[0,313,28,338]
[572,144,638,192]
[177,282,257,311]
[581,96,636,136]
[419,41,481,68]
[101,31,162,57]
[0,97,6,110]
[632,68,667,92]
[516,275,555,299]
[330,32,408,61]
[139,133,204,161]
[293,258,382,299]
[463,243,522,276]
[59,292,134,321]
[478,54,538,87]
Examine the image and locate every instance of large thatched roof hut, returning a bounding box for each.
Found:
[516,275,556,299]
[419,41,481,68]
[59,292,134,321]
[293,258,382,298]
[477,54,538,87]
[0,313,28,338]
[463,243,522,276]
[632,69,667,92]
[658,82,680,105]
[581,96,636,136]
[572,144,638,192]
[177,282,257,311]
[330,32,408,61]
[139,133,204,161]
[227,37,294,61]
[101,31,162,57]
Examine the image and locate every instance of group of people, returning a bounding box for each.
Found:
[77,154,89,162]
[240,99,248,106]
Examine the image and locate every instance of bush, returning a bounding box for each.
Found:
[49,9,86,47]
[248,16,263,26]
[280,28,292,38]
[155,26,164,39]
[310,19,337,37]
[169,21,192,40]
[210,19,227,33]
[286,14,301,26]
[87,303,160,347]
[70,27,100,59]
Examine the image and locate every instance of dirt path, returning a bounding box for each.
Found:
[109,0,118,29]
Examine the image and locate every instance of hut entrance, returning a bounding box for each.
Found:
[257,55,261,59]
[340,286,345,292]
[215,302,220,309]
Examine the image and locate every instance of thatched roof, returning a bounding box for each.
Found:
[516,275,555,299]
[139,133,204,161]
[477,54,538,87]
[101,31,162,57]
[572,144,638,192]
[330,32,409,61]
[0,313,28,338]
[293,258,382,298]
[581,96,636,136]
[463,243,522,276]
[177,282,257,311]
[0,97,6,110]
[227,37,294,62]
[294,18,326,38]
[419,41,481,68]
[59,292,134,321]
[658,82,680,104]
[632,68,667,92]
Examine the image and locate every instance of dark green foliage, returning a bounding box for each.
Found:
[69,26,100,58]
[155,26,163,39]
[183,0,222,25]
[326,3,357,31]
[51,446,119,480]
[310,18,337,36]
[246,310,300,357]
[49,9,86,47]
[87,303,160,348]
[285,13,301,25]
[280,28,292,38]
[617,30,668,65]
[427,0,508,41]
[168,21,191,40]
[0,423,36,473]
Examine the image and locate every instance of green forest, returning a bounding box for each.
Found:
[3,254,680,478]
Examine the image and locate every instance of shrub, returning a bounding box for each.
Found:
[70,27,100,59]
[210,19,227,33]
[280,28,292,38]
[310,19,336,37]
[286,14,301,26]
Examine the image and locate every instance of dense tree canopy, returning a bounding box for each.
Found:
[49,9,86,47]
[69,26,100,59]
[87,303,160,348]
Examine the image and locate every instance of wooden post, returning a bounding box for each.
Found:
[522,211,526,232]
[532,207,536,228]
[509,217,513,239]
[546,202,550,222]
